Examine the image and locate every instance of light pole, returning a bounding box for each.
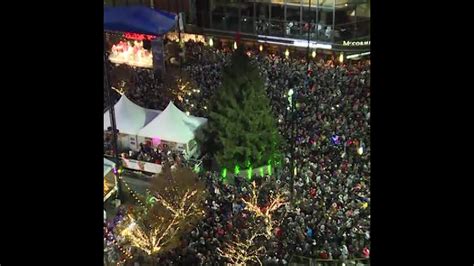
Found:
[104,32,122,200]
[306,0,312,64]
[288,88,295,206]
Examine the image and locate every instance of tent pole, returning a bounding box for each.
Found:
[176,0,183,69]
[104,33,120,164]
[104,32,122,200]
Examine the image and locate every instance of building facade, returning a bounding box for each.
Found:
[105,0,370,53]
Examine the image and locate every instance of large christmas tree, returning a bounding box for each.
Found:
[202,47,282,171]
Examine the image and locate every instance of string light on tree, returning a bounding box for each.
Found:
[241,181,286,237]
[117,187,204,256]
[217,232,267,266]
[118,174,145,207]
[104,227,134,262]
[234,165,240,175]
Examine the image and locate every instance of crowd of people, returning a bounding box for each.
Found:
[105,38,370,264]
[106,64,172,112]
[104,130,186,169]
[155,168,369,265]
[121,142,187,168]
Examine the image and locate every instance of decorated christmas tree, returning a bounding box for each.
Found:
[201,47,283,172]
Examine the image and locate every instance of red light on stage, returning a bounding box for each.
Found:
[123,32,157,41]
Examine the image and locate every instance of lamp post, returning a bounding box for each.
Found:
[175,0,184,69]
[306,0,312,63]
[104,32,122,199]
[287,88,296,207]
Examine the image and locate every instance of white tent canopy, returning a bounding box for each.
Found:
[104,95,160,135]
[104,157,116,177]
[138,101,207,144]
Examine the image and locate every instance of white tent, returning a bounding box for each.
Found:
[104,157,116,177]
[104,157,117,202]
[137,101,207,144]
[104,95,160,135]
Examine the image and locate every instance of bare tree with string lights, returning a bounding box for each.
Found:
[217,231,268,266]
[217,180,287,265]
[114,166,206,265]
[242,181,287,238]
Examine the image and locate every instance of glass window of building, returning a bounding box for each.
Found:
[269,3,285,37]
[255,2,270,35]
[210,0,240,32]
[286,1,302,38]
[211,5,227,30]
[241,2,255,34]
[301,3,317,41]
[352,0,370,40]
[225,5,240,32]
[331,0,370,43]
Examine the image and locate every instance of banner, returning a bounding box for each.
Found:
[121,158,163,174]
[151,37,165,77]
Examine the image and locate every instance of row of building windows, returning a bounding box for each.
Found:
[207,0,369,44]
[105,0,370,45]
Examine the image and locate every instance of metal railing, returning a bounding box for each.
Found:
[290,255,370,266]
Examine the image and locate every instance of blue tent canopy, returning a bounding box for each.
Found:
[104,6,176,36]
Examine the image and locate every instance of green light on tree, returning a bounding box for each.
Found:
[247,166,253,180]
[267,164,272,176]
[234,165,240,175]
[259,167,264,177]
[222,168,227,179]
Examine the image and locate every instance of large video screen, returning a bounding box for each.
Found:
[108,33,157,68]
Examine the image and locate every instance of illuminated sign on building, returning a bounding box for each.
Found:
[342,40,370,46]
[123,32,157,41]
